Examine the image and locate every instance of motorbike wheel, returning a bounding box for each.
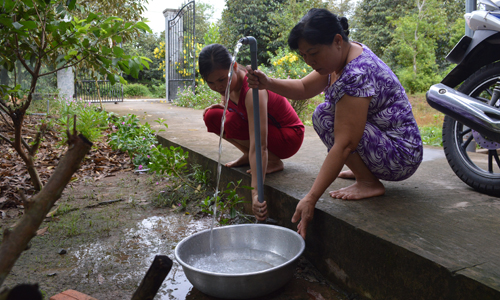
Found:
[442,62,500,196]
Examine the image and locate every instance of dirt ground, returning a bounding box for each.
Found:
[0,171,351,300]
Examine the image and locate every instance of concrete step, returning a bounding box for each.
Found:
[104,100,500,300]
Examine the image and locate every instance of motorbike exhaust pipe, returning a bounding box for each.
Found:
[426,83,500,143]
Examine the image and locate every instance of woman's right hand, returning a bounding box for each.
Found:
[202,104,225,119]
[291,194,317,239]
[246,66,270,90]
[252,193,268,221]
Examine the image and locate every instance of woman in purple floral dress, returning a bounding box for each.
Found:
[247,8,423,238]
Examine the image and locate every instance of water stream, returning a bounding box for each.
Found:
[209,41,243,252]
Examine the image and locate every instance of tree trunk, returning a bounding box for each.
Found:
[0,133,93,287]
[11,104,43,191]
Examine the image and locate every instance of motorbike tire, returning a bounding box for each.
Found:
[442,61,500,197]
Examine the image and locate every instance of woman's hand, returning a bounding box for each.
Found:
[252,193,268,221]
[202,104,224,119]
[246,66,270,90]
[291,195,317,239]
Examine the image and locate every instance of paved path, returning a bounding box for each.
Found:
[104,100,500,300]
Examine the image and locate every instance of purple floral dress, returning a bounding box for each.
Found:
[312,43,423,181]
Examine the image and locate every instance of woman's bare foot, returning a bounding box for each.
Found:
[225,154,249,168]
[246,159,284,174]
[338,170,355,179]
[267,159,284,174]
[329,180,385,200]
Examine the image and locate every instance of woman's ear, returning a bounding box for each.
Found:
[233,62,238,70]
[334,34,343,48]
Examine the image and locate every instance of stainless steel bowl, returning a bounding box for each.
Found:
[174,223,305,299]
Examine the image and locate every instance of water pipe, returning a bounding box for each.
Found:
[239,36,264,204]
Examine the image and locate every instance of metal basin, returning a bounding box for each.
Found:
[174,223,305,299]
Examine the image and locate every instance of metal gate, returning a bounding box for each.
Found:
[75,79,123,103]
[166,1,195,101]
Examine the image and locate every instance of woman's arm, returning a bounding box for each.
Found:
[246,67,328,100]
[292,94,372,238]
[245,88,269,221]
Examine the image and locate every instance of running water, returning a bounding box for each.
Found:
[188,248,288,274]
[209,41,243,252]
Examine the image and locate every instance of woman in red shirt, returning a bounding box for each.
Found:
[200,44,304,220]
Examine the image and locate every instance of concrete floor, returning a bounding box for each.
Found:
[104,100,500,300]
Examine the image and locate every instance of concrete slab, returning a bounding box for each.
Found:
[104,100,500,300]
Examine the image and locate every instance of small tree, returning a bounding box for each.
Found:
[219,0,285,66]
[385,0,446,93]
[0,0,151,191]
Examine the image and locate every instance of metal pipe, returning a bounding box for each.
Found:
[239,36,264,204]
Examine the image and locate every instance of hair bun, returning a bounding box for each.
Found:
[339,16,349,37]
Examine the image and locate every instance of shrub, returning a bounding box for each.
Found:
[150,83,166,98]
[175,84,220,109]
[123,83,152,98]
[108,114,167,168]
[419,125,443,147]
[56,97,108,143]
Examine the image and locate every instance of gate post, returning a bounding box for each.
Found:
[165,19,170,101]
[57,67,75,100]
[163,8,177,102]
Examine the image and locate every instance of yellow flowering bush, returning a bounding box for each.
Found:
[266,47,312,80]
[260,47,314,119]
[154,37,205,85]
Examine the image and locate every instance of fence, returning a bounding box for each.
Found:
[74,79,123,103]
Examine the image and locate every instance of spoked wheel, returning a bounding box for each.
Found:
[442,62,500,197]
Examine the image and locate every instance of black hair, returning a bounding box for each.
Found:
[288,8,350,50]
[198,43,232,79]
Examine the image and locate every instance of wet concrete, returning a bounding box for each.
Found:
[104,100,500,300]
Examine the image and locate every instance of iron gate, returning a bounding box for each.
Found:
[75,79,123,103]
[166,1,195,101]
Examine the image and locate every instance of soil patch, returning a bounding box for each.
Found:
[1,172,350,300]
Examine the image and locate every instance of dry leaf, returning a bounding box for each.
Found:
[36,227,48,236]
[46,205,59,218]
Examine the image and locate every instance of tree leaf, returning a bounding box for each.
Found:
[135,21,151,33]
[66,0,76,10]
[140,57,149,69]
[12,22,23,29]
[2,0,15,12]
[129,60,139,78]
[113,46,123,57]
[112,35,122,44]
[19,21,37,29]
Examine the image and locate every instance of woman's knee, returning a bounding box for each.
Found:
[312,102,335,149]
[204,108,223,133]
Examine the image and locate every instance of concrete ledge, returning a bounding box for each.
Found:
[106,102,500,300]
[157,134,500,300]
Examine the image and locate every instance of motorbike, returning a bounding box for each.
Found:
[426,0,500,196]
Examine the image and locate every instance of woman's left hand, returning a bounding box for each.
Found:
[252,194,267,221]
